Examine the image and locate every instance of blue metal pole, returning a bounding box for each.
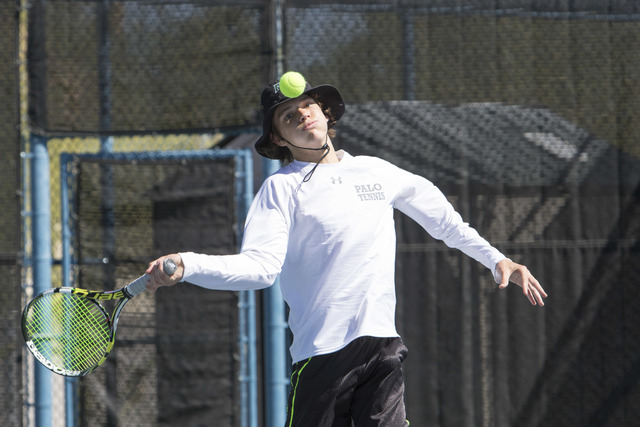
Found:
[59,154,71,287]
[263,279,288,426]
[60,153,79,427]
[238,290,249,427]
[247,290,258,427]
[237,151,257,427]
[243,151,258,427]
[262,158,289,427]
[31,134,53,427]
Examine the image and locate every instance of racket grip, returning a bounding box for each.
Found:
[126,274,150,297]
[126,258,178,297]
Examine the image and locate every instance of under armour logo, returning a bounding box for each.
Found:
[331,176,343,184]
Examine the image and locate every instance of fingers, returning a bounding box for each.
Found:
[145,255,182,292]
[146,260,161,292]
[528,276,547,306]
[525,286,537,306]
[145,260,156,275]
[497,259,547,307]
[520,271,547,306]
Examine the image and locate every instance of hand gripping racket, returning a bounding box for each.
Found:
[22,258,177,377]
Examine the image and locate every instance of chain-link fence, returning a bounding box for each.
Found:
[3,0,639,426]
[0,1,23,426]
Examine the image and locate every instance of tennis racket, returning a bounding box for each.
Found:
[22,258,177,377]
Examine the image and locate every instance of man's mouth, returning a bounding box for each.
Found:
[302,120,317,131]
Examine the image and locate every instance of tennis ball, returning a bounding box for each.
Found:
[279,71,307,98]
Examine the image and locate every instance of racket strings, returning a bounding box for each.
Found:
[24,292,111,371]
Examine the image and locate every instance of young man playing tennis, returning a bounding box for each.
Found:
[146,74,547,426]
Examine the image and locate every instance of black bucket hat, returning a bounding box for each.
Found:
[254,76,345,159]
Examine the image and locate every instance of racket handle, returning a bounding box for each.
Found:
[126,258,178,297]
[126,274,150,297]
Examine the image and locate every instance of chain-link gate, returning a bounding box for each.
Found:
[57,149,255,427]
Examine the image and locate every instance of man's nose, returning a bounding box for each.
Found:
[298,107,309,121]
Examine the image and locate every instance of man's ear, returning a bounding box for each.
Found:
[271,132,287,148]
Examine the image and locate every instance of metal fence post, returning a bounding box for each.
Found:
[31,134,52,427]
[262,158,289,427]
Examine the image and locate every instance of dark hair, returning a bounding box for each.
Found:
[266,95,337,163]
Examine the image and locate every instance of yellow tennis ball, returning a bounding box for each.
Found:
[279,71,307,98]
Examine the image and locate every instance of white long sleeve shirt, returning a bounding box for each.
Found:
[180,150,506,363]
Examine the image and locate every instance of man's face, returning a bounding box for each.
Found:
[272,95,328,150]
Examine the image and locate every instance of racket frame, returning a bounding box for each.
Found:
[22,258,177,377]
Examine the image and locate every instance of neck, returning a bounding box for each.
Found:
[287,133,338,164]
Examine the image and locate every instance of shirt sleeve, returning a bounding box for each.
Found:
[179,177,290,290]
[391,165,507,283]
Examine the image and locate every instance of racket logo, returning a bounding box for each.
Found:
[25,340,84,376]
[71,289,126,300]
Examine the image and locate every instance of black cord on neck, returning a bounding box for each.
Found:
[277,129,331,183]
[302,142,330,182]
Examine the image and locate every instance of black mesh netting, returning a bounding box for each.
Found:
[336,101,640,426]
[0,2,22,426]
[29,0,270,133]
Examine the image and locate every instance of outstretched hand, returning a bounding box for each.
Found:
[145,254,184,292]
[496,259,547,306]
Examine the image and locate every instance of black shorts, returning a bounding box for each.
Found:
[285,336,410,427]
